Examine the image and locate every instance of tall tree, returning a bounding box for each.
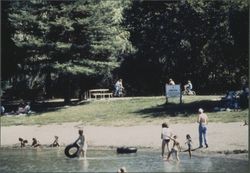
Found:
[7,0,133,102]
[120,0,248,95]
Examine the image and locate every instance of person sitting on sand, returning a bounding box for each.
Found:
[166,135,181,161]
[19,138,28,147]
[50,136,59,147]
[185,134,192,158]
[117,167,127,173]
[75,129,87,158]
[161,122,172,158]
[31,138,41,148]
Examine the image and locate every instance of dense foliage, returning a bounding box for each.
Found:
[119,0,248,95]
[1,0,248,101]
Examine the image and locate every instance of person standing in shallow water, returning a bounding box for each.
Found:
[197,108,208,148]
[161,122,172,158]
[75,129,87,158]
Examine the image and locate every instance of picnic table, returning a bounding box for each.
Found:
[88,89,113,99]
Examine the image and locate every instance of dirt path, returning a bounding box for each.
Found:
[1,122,248,153]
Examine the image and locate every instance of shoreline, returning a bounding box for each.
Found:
[1,122,248,160]
[1,145,248,161]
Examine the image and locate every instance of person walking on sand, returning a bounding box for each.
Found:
[75,129,88,158]
[185,134,192,158]
[161,122,172,158]
[166,135,181,161]
[197,108,208,148]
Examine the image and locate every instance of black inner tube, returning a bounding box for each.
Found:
[64,143,79,158]
[117,147,137,154]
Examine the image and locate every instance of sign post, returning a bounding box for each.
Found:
[165,84,182,104]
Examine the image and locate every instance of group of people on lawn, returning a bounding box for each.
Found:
[161,108,208,161]
[1,102,32,116]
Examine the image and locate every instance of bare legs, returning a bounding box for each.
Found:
[161,140,170,157]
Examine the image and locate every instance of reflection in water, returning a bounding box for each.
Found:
[79,158,89,172]
[0,148,248,173]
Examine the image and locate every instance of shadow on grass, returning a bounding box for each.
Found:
[134,100,221,118]
[2,99,91,115]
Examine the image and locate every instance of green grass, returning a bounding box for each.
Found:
[1,96,248,126]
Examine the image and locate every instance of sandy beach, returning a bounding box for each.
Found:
[1,122,248,154]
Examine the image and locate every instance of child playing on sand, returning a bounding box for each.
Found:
[166,135,181,161]
[75,129,87,158]
[185,134,192,158]
[31,138,41,148]
[18,138,28,147]
[50,136,59,147]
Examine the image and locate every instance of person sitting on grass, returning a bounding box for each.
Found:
[169,78,175,85]
[185,134,192,158]
[31,138,41,148]
[1,105,5,115]
[50,136,60,147]
[19,138,28,147]
[24,102,31,114]
[75,129,87,158]
[17,102,31,114]
[166,135,181,161]
[17,102,25,114]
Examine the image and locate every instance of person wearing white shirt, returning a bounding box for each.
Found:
[161,122,172,157]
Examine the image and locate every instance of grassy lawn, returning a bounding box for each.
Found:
[1,96,248,126]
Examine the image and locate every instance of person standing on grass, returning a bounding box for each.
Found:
[161,122,172,158]
[197,108,208,148]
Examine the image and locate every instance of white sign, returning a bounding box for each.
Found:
[165,84,181,98]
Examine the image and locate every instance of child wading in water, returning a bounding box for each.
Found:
[75,129,87,158]
[185,134,192,158]
[166,135,181,161]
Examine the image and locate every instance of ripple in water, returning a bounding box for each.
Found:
[0,148,248,172]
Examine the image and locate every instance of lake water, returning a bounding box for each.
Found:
[0,148,248,172]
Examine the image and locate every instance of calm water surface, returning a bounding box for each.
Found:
[0,148,248,172]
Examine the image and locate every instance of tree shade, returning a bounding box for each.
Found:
[1,0,248,100]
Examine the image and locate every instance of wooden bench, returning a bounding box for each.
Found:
[92,92,113,99]
[88,89,113,99]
